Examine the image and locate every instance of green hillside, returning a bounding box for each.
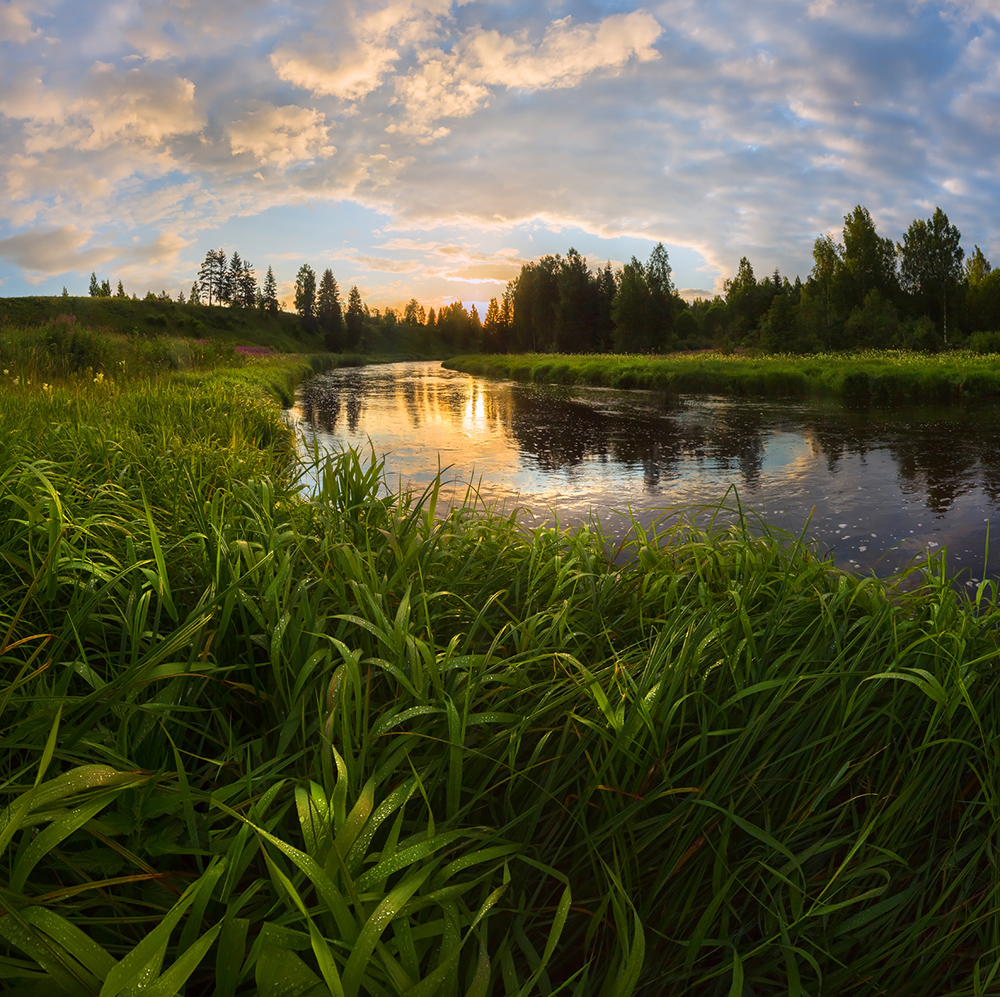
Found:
[0,295,323,352]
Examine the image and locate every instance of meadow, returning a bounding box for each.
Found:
[444,350,1000,405]
[2,323,1000,994]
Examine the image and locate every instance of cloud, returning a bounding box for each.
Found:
[271,42,401,101]
[229,103,336,168]
[0,63,204,152]
[389,10,663,137]
[0,1,40,43]
[0,224,114,276]
[270,0,454,99]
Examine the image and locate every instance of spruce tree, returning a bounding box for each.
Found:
[261,266,279,315]
[317,269,343,349]
[294,264,317,324]
[89,273,100,296]
[345,285,364,349]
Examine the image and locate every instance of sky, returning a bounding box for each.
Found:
[0,0,998,313]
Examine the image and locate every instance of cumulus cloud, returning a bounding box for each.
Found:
[271,0,453,99]
[0,63,204,152]
[229,103,336,168]
[390,11,663,137]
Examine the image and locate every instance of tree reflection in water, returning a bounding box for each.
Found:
[292,361,1000,579]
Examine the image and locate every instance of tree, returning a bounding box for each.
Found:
[345,285,364,349]
[198,249,227,306]
[898,207,964,342]
[294,264,317,325]
[966,245,992,286]
[723,256,761,341]
[190,282,201,305]
[317,269,343,348]
[612,257,653,352]
[808,234,841,344]
[844,289,901,350]
[115,280,127,298]
[89,273,100,297]
[228,252,257,307]
[482,298,504,352]
[401,299,422,327]
[840,205,897,311]
[595,262,617,351]
[646,242,676,350]
[261,266,278,315]
[555,248,599,352]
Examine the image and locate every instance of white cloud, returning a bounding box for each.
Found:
[229,103,336,168]
[390,11,663,136]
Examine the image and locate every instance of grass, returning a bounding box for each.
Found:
[1,338,1000,993]
[0,296,321,352]
[444,350,1000,405]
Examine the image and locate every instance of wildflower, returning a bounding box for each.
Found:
[94,371,104,384]
[2,369,7,375]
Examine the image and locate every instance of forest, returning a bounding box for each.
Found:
[83,204,1000,357]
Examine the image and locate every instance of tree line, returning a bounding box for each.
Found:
[480,205,1000,355]
[87,204,1000,356]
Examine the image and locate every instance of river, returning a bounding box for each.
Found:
[288,360,1000,583]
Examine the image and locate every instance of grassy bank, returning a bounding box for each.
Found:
[0,296,321,352]
[3,345,1000,994]
[445,350,1000,404]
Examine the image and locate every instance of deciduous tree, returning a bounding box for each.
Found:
[898,207,963,342]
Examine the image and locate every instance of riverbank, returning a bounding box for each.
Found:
[444,350,1000,404]
[2,349,1000,994]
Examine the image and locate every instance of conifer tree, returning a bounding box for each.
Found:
[317,269,343,348]
[345,285,364,349]
[261,266,279,315]
[89,273,100,296]
[294,264,317,324]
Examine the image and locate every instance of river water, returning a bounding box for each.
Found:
[289,360,1000,582]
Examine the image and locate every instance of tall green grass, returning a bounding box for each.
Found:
[445,350,1000,405]
[2,353,1000,993]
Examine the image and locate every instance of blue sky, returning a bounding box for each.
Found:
[0,0,998,312]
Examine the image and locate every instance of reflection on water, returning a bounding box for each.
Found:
[290,361,1000,581]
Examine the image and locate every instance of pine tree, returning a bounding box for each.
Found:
[89,273,100,297]
[198,249,227,306]
[100,279,111,297]
[115,280,127,298]
[190,282,201,305]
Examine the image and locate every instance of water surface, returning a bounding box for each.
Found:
[290,361,1000,581]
